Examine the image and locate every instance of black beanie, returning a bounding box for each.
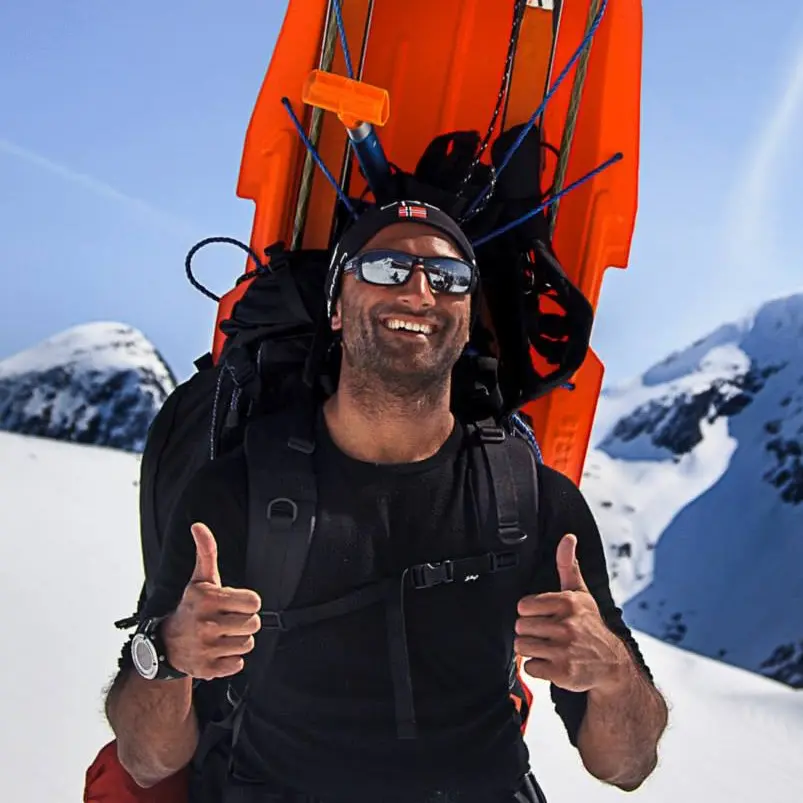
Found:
[325,200,477,318]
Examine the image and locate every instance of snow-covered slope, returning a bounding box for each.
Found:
[0,431,143,801]
[582,292,803,688]
[526,636,803,803]
[2,429,803,802]
[0,322,176,452]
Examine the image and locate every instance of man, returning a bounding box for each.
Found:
[105,201,668,802]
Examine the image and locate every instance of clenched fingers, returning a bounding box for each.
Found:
[207,634,256,660]
[194,612,262,643]
[514,636,561,662]
[186,584,262,616]
[517,592,575,618]
[217,587,262,614]
[515,616,572,643]
[520,656,562,684]
[197,656,247,681]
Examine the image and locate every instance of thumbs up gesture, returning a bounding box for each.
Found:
[160,523,263,681]
[514,534,628,693]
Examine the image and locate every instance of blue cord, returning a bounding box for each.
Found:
[470,151,621,248]
[462,0,609,220]
[511,413,543,464]
[281,97,359,220]
[332,0,355,79]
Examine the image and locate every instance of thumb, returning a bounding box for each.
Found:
[190,522,222,586]
[556,533,588,592]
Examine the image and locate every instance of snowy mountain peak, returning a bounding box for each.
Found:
[640,323,751,388]
[582,291,803,689]
[641,291,803,388]
[596,292,803,504]
[0,322,176,452]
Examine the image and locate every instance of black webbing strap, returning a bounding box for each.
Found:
[514,772,549,803]
[245,403,318,640]
[223,404,318,761]
[392,549,521,740]
[472,421,539,547]
[408,551,519,589]
[387,578,416,739]
[259,579,396,631]
[193,403,317,778]
[256,548,521,743]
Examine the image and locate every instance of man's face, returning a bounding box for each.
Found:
[331,222,472,397]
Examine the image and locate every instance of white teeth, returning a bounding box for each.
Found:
[385,319,433,334]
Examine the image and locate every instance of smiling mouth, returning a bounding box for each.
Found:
[381,317,437,336]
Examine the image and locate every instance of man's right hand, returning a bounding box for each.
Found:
[161,522,262,681]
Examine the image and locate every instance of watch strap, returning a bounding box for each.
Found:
[132,615,188,681]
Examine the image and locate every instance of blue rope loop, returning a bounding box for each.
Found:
[281,97,359,220]
[332,0,355,79]
[470,151,622,248]
[509,377,575,466]
[461,0,610,221]
[510,413,543,465]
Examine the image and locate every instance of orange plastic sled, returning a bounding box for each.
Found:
[84,5,642,798]
[214,0,642,486]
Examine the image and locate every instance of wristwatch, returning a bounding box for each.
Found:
[131,616,187,681]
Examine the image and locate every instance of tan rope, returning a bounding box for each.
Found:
[548,0,601,236]
[291,3,340,250]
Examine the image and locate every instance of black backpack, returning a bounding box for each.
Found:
[116,123,593,797]
[115,246,543,800]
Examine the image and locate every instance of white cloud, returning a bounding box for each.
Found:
[724,34,803,270]
[0,136,199,237]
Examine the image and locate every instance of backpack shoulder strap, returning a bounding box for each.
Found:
[192,399,319,771]
[467,417,541,736]
[244,401,317,621]
[242,399,318,676]
[467,419,540,549]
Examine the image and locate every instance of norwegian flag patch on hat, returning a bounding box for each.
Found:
[397,203,428,220]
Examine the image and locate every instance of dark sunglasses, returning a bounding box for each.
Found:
[342,249,476,295]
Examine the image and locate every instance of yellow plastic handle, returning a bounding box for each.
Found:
[302,69,390,130]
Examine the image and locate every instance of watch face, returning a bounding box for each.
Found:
[131,633,159,680]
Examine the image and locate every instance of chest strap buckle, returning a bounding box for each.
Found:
[409,560,455,590]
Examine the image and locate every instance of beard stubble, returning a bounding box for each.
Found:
[338,297,468,414]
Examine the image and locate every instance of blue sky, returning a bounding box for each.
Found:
[2,0,803,386]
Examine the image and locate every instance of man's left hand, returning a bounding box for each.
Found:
[515,533,629,693]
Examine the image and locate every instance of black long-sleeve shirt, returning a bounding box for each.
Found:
[132,415,652,803]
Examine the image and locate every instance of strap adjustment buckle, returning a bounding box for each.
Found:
[477,425,505,443]
[267,497,299,531]
[410,560,455,589]
[498,524,528,545]
[259,610,287,630]
[489,551,519,572]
